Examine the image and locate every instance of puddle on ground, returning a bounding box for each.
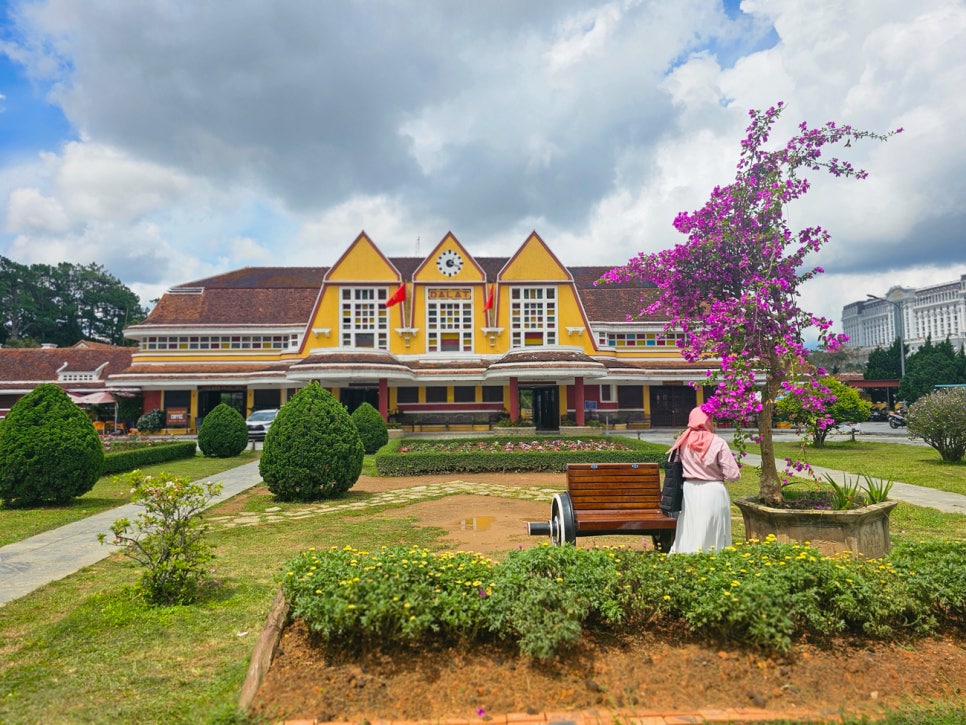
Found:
[459,516,495,531]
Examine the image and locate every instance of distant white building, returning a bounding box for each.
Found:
[841,274,966,353]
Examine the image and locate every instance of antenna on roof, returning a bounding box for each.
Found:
[415,236,420,256]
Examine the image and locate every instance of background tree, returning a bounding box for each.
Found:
[0,256,147,346]
[775,376,870,448]
[864,338,904,380]
[898,337,964,403]
[604,102,897,506]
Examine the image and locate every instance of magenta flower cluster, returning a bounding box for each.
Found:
[601,102,898,503]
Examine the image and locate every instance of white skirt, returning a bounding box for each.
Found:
[668,479,732,554]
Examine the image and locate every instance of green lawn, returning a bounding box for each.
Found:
[0,450,261,547]
[751,439,966,496]
[1,443,965,722]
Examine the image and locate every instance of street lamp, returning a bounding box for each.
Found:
[867,294,906,378]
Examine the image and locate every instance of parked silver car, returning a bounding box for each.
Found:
[246,408,278,440]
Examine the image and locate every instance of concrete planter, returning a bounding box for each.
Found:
[734,496,898,558]
[387,428,404,439]
[495,426,537,435]
[559,426,602,436]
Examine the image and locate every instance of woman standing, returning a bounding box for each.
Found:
[668,407,741,554]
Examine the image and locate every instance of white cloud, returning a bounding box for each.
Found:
[0,0,962,345]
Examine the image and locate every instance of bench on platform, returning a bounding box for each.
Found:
[527,462,677,551]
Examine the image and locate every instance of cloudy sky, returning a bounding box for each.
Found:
[1,0,964,345]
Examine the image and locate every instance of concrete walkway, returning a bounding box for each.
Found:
[3,434,966,607]
[0,460,264,606]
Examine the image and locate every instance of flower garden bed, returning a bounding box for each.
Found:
[373,436,666,476]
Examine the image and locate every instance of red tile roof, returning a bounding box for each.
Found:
[0,344,134,392]
[133,259,660,329]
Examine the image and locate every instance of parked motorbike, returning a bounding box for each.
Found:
[888,411,907,429]
[869,408,889,422]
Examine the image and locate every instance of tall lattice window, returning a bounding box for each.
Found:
[510,287,556,347]
[427,291,473,352]
[341,287,388,349]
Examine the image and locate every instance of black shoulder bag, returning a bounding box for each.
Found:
[660,448,684,515]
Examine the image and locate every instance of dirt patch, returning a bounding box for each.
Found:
[249,477,966,722]
[372,494,551,553]
[254,622,966,723]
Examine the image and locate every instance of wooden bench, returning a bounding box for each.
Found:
[527,462,677,551]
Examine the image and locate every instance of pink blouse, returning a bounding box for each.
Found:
[678,435,741,483]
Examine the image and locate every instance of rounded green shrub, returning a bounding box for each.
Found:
[907,387,966,462]
[351,401,389,454]
[259,383,364,501]
[197,402,248,457]
[136,408,165,433]
[0,383,105,506]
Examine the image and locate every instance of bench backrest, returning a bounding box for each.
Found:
[566,462,661,511]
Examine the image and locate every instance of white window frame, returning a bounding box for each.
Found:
[510,286,556,348]
[340,287,388,349]
[426,289,474,353]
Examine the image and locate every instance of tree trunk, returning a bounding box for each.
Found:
[756,373,783,506]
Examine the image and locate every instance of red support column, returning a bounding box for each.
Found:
[378,378,389,420]
[509,377,520,421]
[574,377,585,426]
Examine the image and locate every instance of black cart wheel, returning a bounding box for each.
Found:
[550,493,576,546]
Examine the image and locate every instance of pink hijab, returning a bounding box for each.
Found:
[669,407,714,457]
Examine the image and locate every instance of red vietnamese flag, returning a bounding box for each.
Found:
[386,282,406,307]
[483,283,495,311]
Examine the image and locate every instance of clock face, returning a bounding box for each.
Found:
[436,250,463,277]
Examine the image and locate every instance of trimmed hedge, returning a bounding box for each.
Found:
[374,436,668,476]
[102,441,199,475]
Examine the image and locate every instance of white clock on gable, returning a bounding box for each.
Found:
[436,250,463,277]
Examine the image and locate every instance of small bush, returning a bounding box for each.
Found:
[259,383,364,501]
[284,546,495,647]
[281,537,958,659]
[907,387,966,462]
[351,402,389,454]
[136,408,165,433]
[0,383,105,506]
[197,403,248,457]
[99,469,223,605]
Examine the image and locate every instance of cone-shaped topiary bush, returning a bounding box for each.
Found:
[351,401,389,454]
[0,383,105,506]
[259,383,364,501]
[197,402,248,457]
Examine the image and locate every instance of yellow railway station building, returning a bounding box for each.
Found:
[113,231,714,432]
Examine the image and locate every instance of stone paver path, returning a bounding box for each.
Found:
[208,481,561,529]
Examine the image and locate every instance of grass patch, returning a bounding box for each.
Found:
[752,440,966,496]
[0,450,261,547]
[2,443,966,722]
[0,490,441,724]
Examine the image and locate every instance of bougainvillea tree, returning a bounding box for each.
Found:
[603,103,898,506]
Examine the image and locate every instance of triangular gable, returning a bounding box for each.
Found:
[499,231,573,282]
[324,231,400,282]
[413,231,485,282]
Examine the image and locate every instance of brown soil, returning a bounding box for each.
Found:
[250,473,966,723]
